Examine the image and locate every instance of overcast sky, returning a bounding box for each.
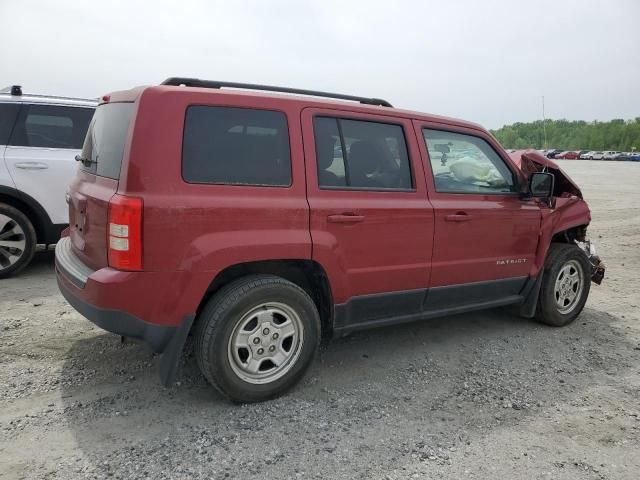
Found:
[1,0,638,128]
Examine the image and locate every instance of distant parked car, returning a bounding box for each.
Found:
[559,151,580,160]
[577,150,590,159]
[546,149,563,159]
[580,151,596,160]
[629,153,640,162]
[591,151,605,160]
[603,151,621,160]
[618,152,639,161]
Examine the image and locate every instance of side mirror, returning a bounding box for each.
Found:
[529,172,554,198]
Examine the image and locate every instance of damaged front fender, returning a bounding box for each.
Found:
[509,150,604,284]
[510,149,583,198]
[533,196,591,275]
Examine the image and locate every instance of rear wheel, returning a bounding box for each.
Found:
[535,243,591,326]
[0,204,36,279]
[195,275,321,402]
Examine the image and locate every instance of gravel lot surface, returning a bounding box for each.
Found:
[1,160,639,480]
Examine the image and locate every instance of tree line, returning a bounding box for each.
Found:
[490,118,640,151]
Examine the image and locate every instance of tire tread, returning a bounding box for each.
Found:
[194,274,320,402]
[535,243,591,326]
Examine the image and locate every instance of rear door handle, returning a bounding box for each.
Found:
[445,212,473,222]
[327,213,365,224]
[14,162,49,170]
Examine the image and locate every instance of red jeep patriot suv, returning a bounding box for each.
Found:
[55,78,604,402]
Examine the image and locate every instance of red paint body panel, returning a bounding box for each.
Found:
[57,263,212,327]
[58,85,593,332]
[68,172,118,270]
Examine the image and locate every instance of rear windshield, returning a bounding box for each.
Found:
[80,102,134,179]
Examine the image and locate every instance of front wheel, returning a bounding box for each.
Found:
[536,243,591,326]
[195,275,321,403]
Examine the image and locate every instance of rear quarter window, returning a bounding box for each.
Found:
[80,102,134,179]
[182,106,291,186]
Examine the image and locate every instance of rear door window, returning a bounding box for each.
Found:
[0,103,20,145]
[9,104,94,149]
[313,116,413,190]
[182,106,291,186]
[80,102,134,179]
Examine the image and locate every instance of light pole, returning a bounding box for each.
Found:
[542,95,548,149]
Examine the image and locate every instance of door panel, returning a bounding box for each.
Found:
[5,146,79,224]
[302,108,434,304]
[414,120,541,288]
[429,196,541,286]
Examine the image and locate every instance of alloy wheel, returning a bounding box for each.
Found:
[227,302,305,385]
[553,259,584,314]
[0,214,27,271]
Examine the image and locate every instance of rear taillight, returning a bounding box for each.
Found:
[107,194,142,271]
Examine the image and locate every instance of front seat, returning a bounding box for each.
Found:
[347,140,384,188]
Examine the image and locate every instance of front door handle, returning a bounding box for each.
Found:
[14,162,49,170]
[445,212,473,222]
[327,213,365,224]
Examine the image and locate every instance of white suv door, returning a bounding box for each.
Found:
[0,102,21,189]
[4,104,94,225]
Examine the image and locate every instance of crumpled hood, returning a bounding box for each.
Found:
[509,149,583,198]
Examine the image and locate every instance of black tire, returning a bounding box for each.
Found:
[535,243,591,327]
[0,203,36,279]
[194,274,321,403]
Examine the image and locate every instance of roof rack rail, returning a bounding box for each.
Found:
[161,77,393,108]
[0,86,96,103]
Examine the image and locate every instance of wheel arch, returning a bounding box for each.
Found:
[550,223,588,244]
[195,259,335,339]
[524,220,590,317]
[0,185,56,244]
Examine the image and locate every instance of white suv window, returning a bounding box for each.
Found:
[9,104,93,149]
[0,103,20,144]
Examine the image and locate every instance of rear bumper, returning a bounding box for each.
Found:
[57,274,176,352]
[55,237,207,354]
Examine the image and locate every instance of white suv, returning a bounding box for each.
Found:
[0,85,95,277]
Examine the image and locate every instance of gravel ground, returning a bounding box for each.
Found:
[1,160,639,480]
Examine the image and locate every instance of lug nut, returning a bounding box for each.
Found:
[257,348,264,355]
[263,328,270,335]
[272,333,279,340]
[253,337,260,345]
[269,345,276,352]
